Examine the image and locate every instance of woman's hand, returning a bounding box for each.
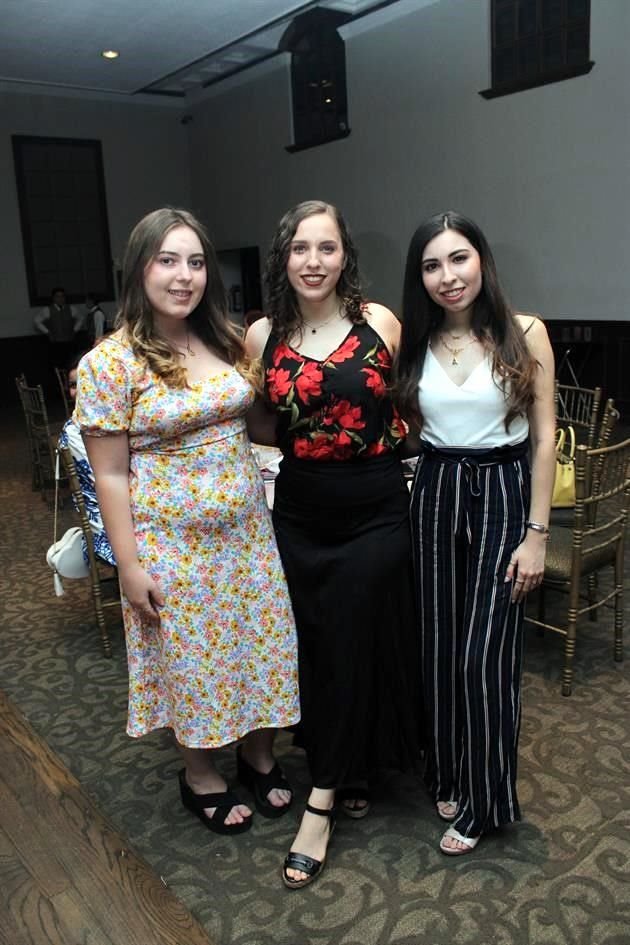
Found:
[119,563,165,623]
[504,533,547,603]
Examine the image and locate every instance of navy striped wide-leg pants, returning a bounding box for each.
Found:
[410,444,530,838]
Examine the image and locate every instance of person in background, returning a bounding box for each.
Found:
[34,287,83,366]
[245,199,422,889]
[75,207,300,835]
[395,210,555,855]
[84,294,107,344]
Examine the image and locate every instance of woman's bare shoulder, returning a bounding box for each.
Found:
[244,316,273,358]
[363,302,401,352]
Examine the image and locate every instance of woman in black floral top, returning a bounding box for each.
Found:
[245,200,422,889]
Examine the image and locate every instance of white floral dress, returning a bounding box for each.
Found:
[76,337,300,747]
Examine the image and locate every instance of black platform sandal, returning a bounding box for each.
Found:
[236,748,293,819]
[336,785,372,820]
[178,768,253,835]
[282,803,336,890]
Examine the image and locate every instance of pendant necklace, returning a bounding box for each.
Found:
[440,332,476,366]
[303,309,343,335]
[176,329,196,357]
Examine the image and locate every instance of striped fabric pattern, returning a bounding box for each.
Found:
[411,449,530,838]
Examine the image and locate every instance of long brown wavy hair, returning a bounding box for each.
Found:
[395,211,537,432]
[264,200,365,340]
[116,207,257,388]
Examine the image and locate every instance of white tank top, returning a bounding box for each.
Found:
[418,346,529,448]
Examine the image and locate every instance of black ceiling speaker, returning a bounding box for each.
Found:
[281,8,352,152]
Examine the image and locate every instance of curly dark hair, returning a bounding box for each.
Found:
[264,200,365,341]
[395,210,538,432]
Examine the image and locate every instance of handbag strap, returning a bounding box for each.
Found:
[555,428,566,453]
[51,449,65,596]
[53,450,60,544]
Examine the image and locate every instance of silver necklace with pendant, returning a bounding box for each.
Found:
[303,310,343,335]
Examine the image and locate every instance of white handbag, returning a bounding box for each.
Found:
[47,527,88,579]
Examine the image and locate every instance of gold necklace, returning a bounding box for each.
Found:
[175,329,196,357]
[439,333,476,366]
[302,308,344,335]
[444,327,469,341]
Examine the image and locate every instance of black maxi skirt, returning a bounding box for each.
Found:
[272,451,423,790]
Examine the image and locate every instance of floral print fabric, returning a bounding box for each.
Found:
[263,321,406,461]
[75,337,300,747]
[58,418,115,566]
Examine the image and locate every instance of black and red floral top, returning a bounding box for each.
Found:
[262,320,406,461]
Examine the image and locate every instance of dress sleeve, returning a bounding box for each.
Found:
[75,343,133,436]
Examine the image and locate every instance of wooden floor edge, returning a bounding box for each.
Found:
[0,688,216,945]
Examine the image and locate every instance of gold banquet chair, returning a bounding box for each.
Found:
[54,365,72,419]
[555,382,602,448]
[526,437,630,696]
[594,398,620,450]
[58,444,120,658]
[15,375,60,498]
[551,398,619,530]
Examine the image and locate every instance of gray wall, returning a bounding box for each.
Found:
[1,0,626,337]
[0,90,191,337]
[189,0,628,321]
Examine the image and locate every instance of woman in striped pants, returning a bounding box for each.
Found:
[395,211,556,854]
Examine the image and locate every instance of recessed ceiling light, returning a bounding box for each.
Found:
[101,49,120,60]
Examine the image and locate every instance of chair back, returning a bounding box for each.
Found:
[15,376,56,493]
[526,435,630,695]
[57,444,118,657]
[555,382,602,448]
[574,438,630,556]
[54,366,72,418]
[596,398,619,448]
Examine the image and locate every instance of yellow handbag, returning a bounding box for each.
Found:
[552,425,576,508]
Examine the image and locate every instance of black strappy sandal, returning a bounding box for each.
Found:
[178,768,253,835]
[282,802,336,890]
[236,748,293,819]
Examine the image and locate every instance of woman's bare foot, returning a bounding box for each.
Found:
[185,767,252,825]
[436,800,459,821]
[239,743,291,809]
[284,787,335,884]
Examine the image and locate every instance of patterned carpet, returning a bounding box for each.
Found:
[1,404,629,945]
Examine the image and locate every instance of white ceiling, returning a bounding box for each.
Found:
[0,0,396,99]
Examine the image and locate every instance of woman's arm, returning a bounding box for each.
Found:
[246,397,278,446]
[84,432,164,622]
[505,317,556,602]
[244,316,277,445]
[244,315,273,359]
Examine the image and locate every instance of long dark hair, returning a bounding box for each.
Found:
[264,200,364,340]
[395,210,537,431]
[117,207,253,387]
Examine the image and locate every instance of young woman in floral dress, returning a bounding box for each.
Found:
[245,200,422,888]
[76,208,300,835]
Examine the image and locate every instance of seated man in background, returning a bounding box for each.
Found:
[58,356,115,566]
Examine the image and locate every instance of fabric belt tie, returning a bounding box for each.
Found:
[419,439,529,536]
